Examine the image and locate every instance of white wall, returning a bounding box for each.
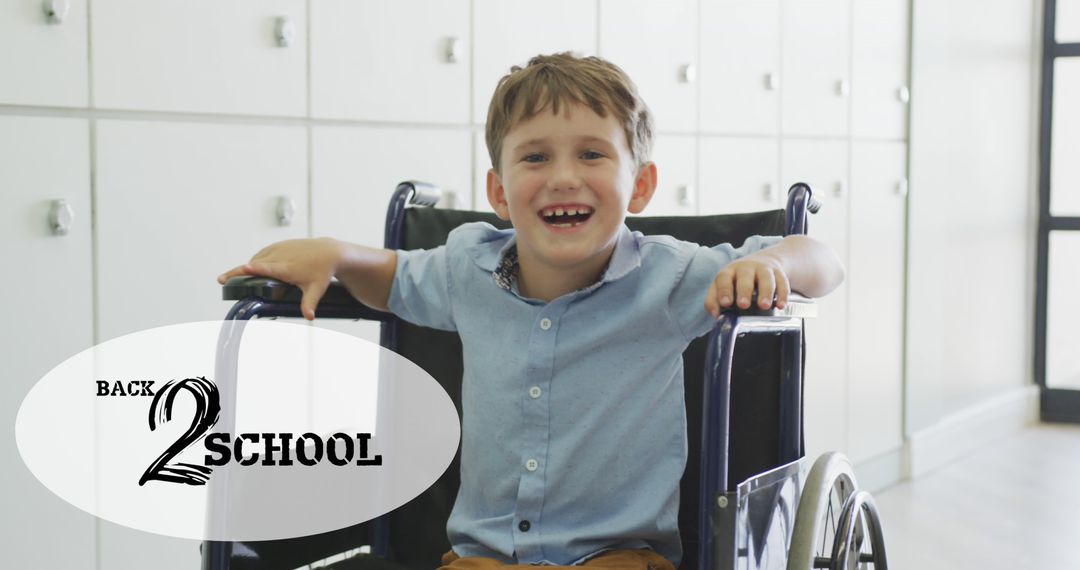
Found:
[905,0,1041,458]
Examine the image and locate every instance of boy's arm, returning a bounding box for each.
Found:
[218,238,397,320]
[705,235,844,318]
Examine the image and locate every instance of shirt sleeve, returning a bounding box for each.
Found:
[668,234,785,341]
[386,245,457,332]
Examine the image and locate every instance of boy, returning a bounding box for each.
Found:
[219,53,843,569]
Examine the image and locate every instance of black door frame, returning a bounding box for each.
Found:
[1037,0,1080,422]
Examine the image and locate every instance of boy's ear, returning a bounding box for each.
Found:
[486,168,512,221]
[627,161,658,215]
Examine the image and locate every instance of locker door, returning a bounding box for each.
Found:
[781,139,850,462]
[699,136,781,216]
[852,0,911,139]
[641,134,698,217]
[311,0,471,124]
[312,125,471,344]
[599,0,699,133]
[312,125,472,247]
[848,141,906,462]
[781,0,852,137]
[95,121,309,339]
[700,0,781,136]
[473,0,598,124]
[1,116,95,570]
[0,0,88,107]
[92,0,306,116]
[95,120,308,569]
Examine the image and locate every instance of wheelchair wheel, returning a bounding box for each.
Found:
[786,453,858,570]
[831,490,887,570]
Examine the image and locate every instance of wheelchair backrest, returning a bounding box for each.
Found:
[385,206,790,570]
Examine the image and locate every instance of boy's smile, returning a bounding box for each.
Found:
[487,103,657,300]
[539,203,594,229]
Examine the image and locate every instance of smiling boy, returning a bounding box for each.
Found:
[220,53,843,569]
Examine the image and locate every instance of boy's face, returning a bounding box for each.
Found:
[486,103,656,276]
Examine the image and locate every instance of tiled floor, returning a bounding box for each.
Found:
[873,423,1080,569]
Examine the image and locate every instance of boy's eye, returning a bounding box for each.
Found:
[581,150,604,160]
[522,153,546,163]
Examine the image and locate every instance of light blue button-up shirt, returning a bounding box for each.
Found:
[388,222,781,566]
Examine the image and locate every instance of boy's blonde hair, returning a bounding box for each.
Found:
[485,52,654,174]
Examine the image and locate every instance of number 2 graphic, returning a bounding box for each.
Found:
[138,376,221,486]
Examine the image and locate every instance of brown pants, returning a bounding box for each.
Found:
[438,549,676,570]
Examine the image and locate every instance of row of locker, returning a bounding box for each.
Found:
[0,0,909,139]
[3,115,903,568]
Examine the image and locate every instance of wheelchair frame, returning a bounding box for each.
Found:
[206,182,886,570]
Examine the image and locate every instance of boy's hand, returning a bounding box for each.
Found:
[705,252,790,318]
[217,238,344,320]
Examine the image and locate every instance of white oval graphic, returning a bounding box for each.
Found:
[15,320,460,541]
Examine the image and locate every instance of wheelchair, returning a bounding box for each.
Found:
[206,182,888,570]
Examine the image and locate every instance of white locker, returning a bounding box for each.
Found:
[638,134,698,217]
[781,0,852,137]
[312,124,471,344]
[94,120,309,341]
[781,138,850,462]
[0,116,95,570]
[700,0,781,136]
[0,0,88,107]
[852,0,910,140]
[311,0,471,124]
[94,120,308,569]
[312,125,472,247]
[472,0,598,124]
[599,0,699,134]
[91,0,307,116]
[848,141,906,462]
[698,136,781,216]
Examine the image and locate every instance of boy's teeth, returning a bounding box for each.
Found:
[541,206,592,222]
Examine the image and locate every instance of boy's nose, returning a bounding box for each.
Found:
[547,160,582,192]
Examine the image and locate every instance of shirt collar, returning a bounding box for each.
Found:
[466,224,642,291]
[601,224,643,283]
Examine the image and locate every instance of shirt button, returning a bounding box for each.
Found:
[519,520,531,532]
[529,386,542,399]
[539,318,552,330]
[525,458,538,471]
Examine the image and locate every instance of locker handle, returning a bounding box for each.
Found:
[763,183,776,202]
[895,178,909,197]
[275,196,296,226]
[43,0,69,24]
[680,64,697,84]
[833,180,845,198]
[49,199,74,236]
[275,16,296,48]
[835,79,850,97]
[676,185,695,207]
[444,37,463,64]
[765,72,780,91]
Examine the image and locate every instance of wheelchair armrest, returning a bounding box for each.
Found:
[222,276,393,321]
[721,292,816,319]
